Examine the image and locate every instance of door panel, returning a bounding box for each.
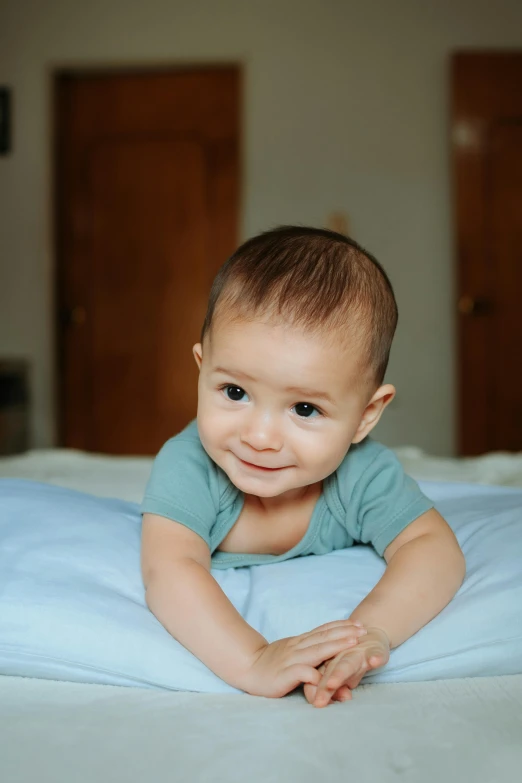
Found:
[452,53,522,454]
[89,138,207,454]
[55,68,240,454]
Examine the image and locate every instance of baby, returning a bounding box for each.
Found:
[140,226,465,708]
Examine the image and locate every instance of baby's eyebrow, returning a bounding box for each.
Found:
[211,367,335,405]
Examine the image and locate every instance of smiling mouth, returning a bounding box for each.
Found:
[238,458,287,472]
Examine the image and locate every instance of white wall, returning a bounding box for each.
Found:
[1,0,522,454]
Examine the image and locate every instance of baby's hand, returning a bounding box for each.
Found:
[303,627,390,708]
[238,620,367,699]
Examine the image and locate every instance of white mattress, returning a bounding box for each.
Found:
[1,674,521,782]
[1,445,522,782]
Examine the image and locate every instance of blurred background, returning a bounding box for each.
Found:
[0,0,521,458]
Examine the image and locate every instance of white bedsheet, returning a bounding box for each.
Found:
[1,444,521,504]
[0,449,152,503]
[395,446,522,488]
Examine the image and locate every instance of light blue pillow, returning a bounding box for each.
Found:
[1,478,521,693]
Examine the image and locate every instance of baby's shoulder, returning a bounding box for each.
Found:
[328,437,404,503]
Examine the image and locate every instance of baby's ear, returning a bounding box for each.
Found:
[193,343,203,370]
[352,384,396,443]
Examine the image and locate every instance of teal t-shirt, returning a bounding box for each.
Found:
[140,419,434,569]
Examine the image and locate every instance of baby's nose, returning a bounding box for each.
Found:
[240,414,283,451]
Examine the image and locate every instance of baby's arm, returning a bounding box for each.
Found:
[141,513,366,696]
[306,508,466,707]
[348,508,465,647]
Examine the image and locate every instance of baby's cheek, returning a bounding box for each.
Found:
[311,442,349,477]
[198,411,224,446]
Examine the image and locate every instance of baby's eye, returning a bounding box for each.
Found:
[293,402,322,419]
[222,385,248,402]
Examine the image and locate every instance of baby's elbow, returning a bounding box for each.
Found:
[141,559,156,592]
[460,548,467,578]
[439,528,466,593]
[454,543,467,588]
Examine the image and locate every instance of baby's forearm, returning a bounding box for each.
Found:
[146,559,267,687]
[349,533,466,648]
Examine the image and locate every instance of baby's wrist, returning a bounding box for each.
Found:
[229,639,269,691]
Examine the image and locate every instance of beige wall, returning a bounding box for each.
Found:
[1,0,522,454]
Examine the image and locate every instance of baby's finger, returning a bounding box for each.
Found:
[319,653,366,695]
[335,646,387,684]
[313,686,337,708]
[285,664,322,693]
[303,681,317,705]
[326,664,364,691]
[297,625,367,652]
[308,620,366,635]
[312,657,349,707]
[299,637,360,667]
[332,685,353,702]
[337,666,370,693]
[297,626,366,650]
[303,662,327,705]
[368,652,388,668]
[326,646,388,693]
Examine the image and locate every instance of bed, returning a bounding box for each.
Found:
[1,444,522,783]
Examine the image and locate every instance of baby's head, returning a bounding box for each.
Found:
[193,226,398,500]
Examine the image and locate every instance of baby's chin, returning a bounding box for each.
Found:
[227,467,310,499]
[231,479,292,498]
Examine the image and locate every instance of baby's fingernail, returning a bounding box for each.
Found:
[357,628,367,635]
[353,620,364,626]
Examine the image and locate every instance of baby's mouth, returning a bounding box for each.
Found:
[237,457,288,472]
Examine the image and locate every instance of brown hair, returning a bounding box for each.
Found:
[200,226,398,386]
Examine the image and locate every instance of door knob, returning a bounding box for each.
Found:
[457,295,492,316]
[60,306,87,327]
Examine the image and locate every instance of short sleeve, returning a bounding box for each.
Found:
[140,434,220,546]
[345,444,434,557]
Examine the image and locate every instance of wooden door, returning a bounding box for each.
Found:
[452,53,522,455]
[55,68,240,454]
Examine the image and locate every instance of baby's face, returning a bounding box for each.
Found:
[193,318,392,501]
